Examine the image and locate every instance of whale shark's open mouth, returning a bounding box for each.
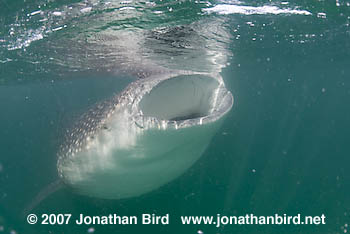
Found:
[134,74,233,129]
[140,75,218,121]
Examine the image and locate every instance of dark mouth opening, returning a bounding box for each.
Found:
[139,74,220,121]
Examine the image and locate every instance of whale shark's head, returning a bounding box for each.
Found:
[57,72,233,199]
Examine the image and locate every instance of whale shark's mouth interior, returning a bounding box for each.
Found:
[139,74,220,121]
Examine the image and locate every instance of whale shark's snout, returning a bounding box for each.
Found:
[57,72,233,199]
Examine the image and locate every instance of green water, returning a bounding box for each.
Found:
[1,0,350,233]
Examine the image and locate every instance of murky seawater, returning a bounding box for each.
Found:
[1,0,350,233]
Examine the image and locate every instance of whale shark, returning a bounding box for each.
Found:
[22,70,233,215]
